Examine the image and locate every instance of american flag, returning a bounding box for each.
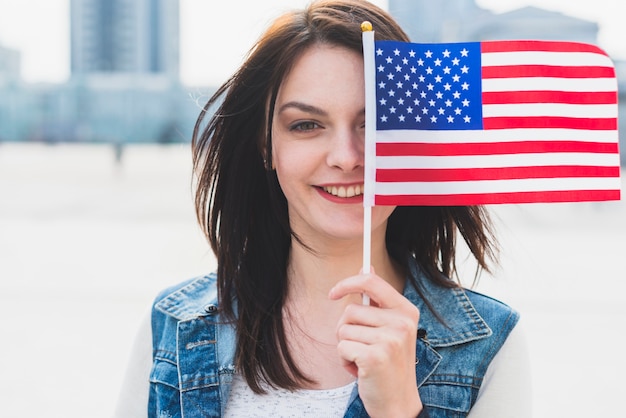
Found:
[367,39,621,206]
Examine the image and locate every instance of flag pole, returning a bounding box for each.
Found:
[362,22,376,305]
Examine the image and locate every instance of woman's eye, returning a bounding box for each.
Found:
[290,121,319,132]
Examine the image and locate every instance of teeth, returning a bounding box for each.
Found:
[323,185,364,198]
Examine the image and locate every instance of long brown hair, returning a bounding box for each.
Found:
[191,0,498,393]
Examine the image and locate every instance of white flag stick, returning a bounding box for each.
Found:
[362,23,376,305]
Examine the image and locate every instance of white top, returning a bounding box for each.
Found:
[114,314,532,418]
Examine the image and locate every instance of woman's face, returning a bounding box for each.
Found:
[271,44,396,244]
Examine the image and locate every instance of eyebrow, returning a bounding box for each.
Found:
[277,101,328,116]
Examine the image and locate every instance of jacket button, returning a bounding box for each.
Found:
[204,304,218,314]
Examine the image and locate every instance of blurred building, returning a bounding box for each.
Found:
[0,43,20,81]
[70,0,179,78]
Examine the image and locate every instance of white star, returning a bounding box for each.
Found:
[415,115,422,122]
[378,65,385,72]
[398,98,405,105]
[462,99,470,107]
[402,58,409,65]
[378,81,386,89]
[396,81,403,88]
[443,49,451,58]
[443,83,451,91]
[460,48,469,57]
[410,66,417,74]
[426,67,433,75]
[464,115,471,123]
[376,48,383,56]
[452,74,461,82]
[407,106,414,114]
[414,99,420,106]
[387,73,394,80]
[390,106,397,113]
[417,58,424,66]
[386,56,393,64]
[454,108,462,115]
[438,107,445,115]
[422,107,429,114]
[427,83,434,91]
[461,65,469,74]
[380,115,388,122]
[425,50,433,58]
[418,75,425,82]
[445,100,452,107]
[452,57,460,66]
[443,66,451,74]
[399,115,406,122]
[412,83,418,90]
[429,99,436,107]
[461,82,469,90]
[434,75,442,83]
[420,91,427,98]
[436,91,443,99]
[394,48,401,56]
[405,90,412,97]
[409,50,416,58]
[453,91,461,99]
[404,74,410,81]
[395,65,402,72]
[431,116,438,123]
[434,58,442,66]
[447,115,454,123]
[379,98,387,105]
[388,90,395,97]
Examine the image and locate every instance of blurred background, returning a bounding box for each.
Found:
[0,0,624,416]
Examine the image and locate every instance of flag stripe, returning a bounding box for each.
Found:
[483,103,617,118]
[482,91,617,105]
[376,141,619,157]
[482,77,617,92]
[375,129,618,144]
[375,190,621,206]
[482,51,614,68]
[376,153,619,169]
[375,177,621,195]
[481,65,616,79]
[483,116,617,130]
[376,166,620,182]
[481,40,609,55]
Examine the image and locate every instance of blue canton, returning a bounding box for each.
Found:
[375,40,483,131]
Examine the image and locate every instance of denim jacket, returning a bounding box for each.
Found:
[148,261,519,417]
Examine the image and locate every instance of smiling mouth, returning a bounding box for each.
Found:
[322,185,364,198]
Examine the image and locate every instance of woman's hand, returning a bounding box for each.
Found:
[329,269,424,418]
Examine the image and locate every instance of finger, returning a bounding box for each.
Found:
[329,272,402,308]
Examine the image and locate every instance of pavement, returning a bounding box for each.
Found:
[0,143,624,417]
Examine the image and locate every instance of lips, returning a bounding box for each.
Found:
[322,184,364,198]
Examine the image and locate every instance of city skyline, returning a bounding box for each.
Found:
[0,0,624,86]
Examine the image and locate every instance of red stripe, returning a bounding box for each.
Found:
[375,189,621,206]
[482,91,618,105]
[376,166,621,182]
[481,40,608,56]
[481,65,615,79]
[483,117,617,130]
[376,141,618,157]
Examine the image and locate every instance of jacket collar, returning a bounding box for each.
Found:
[155,261,492,348]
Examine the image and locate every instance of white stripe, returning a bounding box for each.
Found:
[482,77,617,92]
[481,51,614,68]
[375,177,622,196]
[375,129,619,144]
[376,153,620,169]
[482,103,618,118]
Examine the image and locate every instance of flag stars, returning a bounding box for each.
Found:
[445,99,452,107]
[434,75,442,83]
[380,115,388,122]
[378,81,386,89]
[425,50,433,58]
[464,115,471,123]
[404,74,411,81]
[417,58,424,66]
[386,56,393,64]
[436,91,444,99]
[388,90,396,97]
[422,107,429,114]
[461,82,469,90]
[429,99,436,107]
[407,106,414,114]
[434,58,442,66]
[420,91,427,98]
[412,82,419,90]
[398,98,405,105]
[396,81,404,88]
[405,90,412,97]
[452,57,460,66]
[395,65,403,72]
[378,65,385,72]
[426,67,434,75]
[379,98,387,106]
[438,107,445,115]
[409,50,416,58]
[427,83,434,91]
[418,75,425,82]
[453,91,461,99]
[452,74,461,82]
[393,48,401,56]
[462,99,470,107]
[410,66,417,74]
[414,99,420,106]
[443,49,451,58]
[399,115,406,122]
[444,83,451,91]
[447,115,454,123]
[389,106,397,114]
[415,115,422,122]
[387,73,395,80]
[376,48,383,56]
[431,116,438,123]
[460,48,469,57]
[461,65,469,74]
[454,108,462,115]
[443,66,451,74]
[402,57,409,65]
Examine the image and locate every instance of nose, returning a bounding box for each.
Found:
[326,127,364,172]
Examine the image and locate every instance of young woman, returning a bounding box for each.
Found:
[116,1,530,417]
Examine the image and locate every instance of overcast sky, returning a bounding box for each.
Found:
[0,0,624,86]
